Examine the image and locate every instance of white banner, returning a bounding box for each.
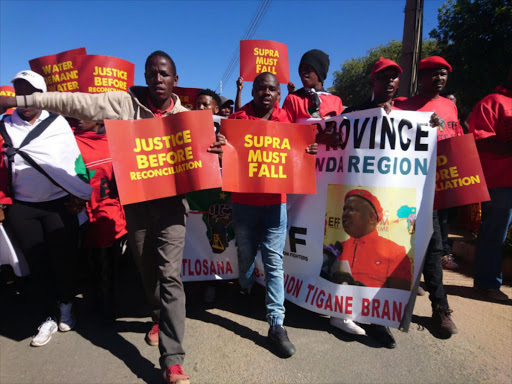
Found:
[183,108,436,328]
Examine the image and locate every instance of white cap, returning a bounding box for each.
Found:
[11,70,47,92]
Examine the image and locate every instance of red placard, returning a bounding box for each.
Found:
[105,110,222,205]
[75,55,134,94]
[220,119,316,194]
[434,134,490,209]
[29,48,87,92]
[174,86,202,110]
[240,40,289,84]
[0,86,15,115]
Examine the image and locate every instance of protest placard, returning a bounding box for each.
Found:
[174,86,202,110]
[220,119,316,194]
[240,40,289,84]
[75,55,134,94]
[29,48,87,92]
[183,108,437,330]
[0,86,15,115]
[105,110,222,205]
[434,134,490,209]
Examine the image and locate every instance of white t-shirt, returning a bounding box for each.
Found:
[4,110,72,202]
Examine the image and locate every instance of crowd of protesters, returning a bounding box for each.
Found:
[0,48,510,384]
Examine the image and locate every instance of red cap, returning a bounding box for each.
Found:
[418,56,452,72]
[345,189,384,222]
[370,57,403,79]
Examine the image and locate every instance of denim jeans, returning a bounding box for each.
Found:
[474,187,512,290]
[232,203,287,326]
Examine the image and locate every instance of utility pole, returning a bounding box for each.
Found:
[398,0,424,98]
[219,80,223,95]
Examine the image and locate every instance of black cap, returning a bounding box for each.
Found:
[299,49,330,84]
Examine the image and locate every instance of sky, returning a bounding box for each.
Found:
[0,0,446,106]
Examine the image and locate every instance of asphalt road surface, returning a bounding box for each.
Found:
[1,261,511,384]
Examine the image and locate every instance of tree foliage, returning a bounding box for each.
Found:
[430,0,512,117]
[329,40,439,108]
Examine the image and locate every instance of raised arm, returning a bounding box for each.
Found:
[1,91,133,122]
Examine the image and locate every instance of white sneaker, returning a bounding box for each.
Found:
[330,317,366,335]
[31,318,58,347]
[58,302,75,332]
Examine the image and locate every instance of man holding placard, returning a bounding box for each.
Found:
[395,56,460,336]
[282,49,344,122]
[221,72,317,358]
[0,50,199,384]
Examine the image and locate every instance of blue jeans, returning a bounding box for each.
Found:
[474,187,512,290]
[232,203,287,326]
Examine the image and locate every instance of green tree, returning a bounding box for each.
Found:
[329,40,439,107]
[430,0,512,117]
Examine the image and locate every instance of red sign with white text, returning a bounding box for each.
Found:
[75,55,134,94]
[434,134,490,209]
[0,86,15,115]
[220,119,316,194]
[105,110,222,205]
[240,40,289,84]
[29,48,87,92]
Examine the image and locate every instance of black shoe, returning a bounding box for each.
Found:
[370,325,396,349]
[268,325,296,357]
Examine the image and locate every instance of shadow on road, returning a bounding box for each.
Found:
[74,315,162,384]
[410,314,453,340]
[443,284,512,306]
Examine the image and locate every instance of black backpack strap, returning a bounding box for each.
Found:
[14,150,75,196]
[0,113,59,161]
[0,117,14,198]
[18,113,59,149]
[0,113,76,198]
[0,118,13,147]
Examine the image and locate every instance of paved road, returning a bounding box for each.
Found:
[1,262,511,384]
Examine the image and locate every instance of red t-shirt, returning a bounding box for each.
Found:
[469,86,512,189]
[229,101,288,206]
[394,95,463,141]
[282,91,343,122]
[147,97,175,118]
[337,230,411,289]
[75,130,127,247]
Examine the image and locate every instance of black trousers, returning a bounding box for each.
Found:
[438,208,451,255]
[423,210,449,310]
[4,197,79,303]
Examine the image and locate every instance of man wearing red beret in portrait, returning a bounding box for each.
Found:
[329,188,411,348]
[335,189,412,290]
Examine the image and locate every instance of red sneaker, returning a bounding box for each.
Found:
[164,364,190,384]
[145,323,159,346]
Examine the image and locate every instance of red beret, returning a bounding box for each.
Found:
[345,189,383,222]
[418,56,452,72]
[370,57,403,79]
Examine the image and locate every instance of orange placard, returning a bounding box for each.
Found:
[434,134,490,209]
[220,119,316,194]
[240,40,289,84]
[105,110,222,205]
[75,55,134,93]
[29,48,87,92]
[174,86,202,110]
[0,85,15,115]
